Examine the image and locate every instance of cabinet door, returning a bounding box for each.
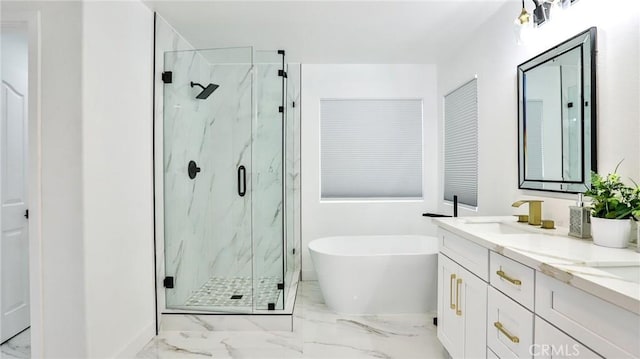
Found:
[534,317,602,358]
[438,253,488,359]
[438,253,464,358]
[459,264,488,359]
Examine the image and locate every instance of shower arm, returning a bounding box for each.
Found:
[190,81,205,90]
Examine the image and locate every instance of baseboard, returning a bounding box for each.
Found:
[115,322,155,359]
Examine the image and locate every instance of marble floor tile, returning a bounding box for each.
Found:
[1,328,30,359]
[138,281,445,359]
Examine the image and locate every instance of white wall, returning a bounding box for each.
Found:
[2,2,86,358]
[81,1,155,358]
[3,1,156,357]
[301,64,438,279]
[436,0,640,225]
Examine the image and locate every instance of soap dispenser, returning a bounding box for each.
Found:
[569,194,591,239]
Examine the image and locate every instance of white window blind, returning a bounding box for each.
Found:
[321,99,423,199]
[444,79,478,207]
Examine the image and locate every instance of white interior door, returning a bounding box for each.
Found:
[1,24,30,343]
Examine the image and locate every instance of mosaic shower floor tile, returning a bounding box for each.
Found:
[185,276,282,309]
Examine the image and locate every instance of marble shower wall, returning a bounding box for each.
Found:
[162,42,254,307]
[206,60,254,284]
[253,52,285,308]
[163,47,215,307]
[155,16,214,310]
[285,64,302,279]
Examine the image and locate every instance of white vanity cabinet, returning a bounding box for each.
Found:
[437,229,489,359]
[435,219,640,359]
[536,274,640,358]
[484,257,640,359]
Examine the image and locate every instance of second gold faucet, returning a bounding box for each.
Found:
[512,200,543,226]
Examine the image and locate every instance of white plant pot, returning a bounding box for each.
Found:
[590,217,631,248]
[637,224,640,253]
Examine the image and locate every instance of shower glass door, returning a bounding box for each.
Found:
[163,47,254,313]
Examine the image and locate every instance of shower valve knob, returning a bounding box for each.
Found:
[188,160,201,179]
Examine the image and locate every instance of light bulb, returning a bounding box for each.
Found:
[514,18,534,45]
[514,0,533,45]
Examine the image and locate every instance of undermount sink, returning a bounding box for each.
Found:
[464,222,533,235]
[595,266,640,284]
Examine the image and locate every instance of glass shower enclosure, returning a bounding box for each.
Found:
[160,46,297,313]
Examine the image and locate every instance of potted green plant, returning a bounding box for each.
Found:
[585,163,640,248]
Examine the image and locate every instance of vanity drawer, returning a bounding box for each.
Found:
[490,251,535,311]
[536,274,639,358]
[534,317,602,358]
[439,228,489,281]
[488,347,500,359]
[487,287,534,359]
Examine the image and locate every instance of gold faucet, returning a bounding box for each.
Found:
[512,200,543,226]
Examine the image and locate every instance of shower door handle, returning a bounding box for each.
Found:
[238,165,246,197]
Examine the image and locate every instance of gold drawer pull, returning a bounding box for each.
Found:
[494,321,520,343]
[455,278,462,316]
[496,270,522,286]
[450,274,456,310]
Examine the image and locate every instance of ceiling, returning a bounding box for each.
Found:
[145,1,511,64]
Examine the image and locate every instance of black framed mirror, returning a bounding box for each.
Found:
[518,27,597,193]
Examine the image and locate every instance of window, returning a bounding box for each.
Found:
[320,99,423,199]
[444,79,478,207]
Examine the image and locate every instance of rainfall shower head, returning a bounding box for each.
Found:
[190,81,219,100]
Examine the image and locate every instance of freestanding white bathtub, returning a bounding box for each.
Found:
[308,235,438,314]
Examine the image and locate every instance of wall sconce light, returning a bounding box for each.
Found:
[517,0,574,27]
[514,0,576,44]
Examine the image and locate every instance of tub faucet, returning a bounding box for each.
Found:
[453,195,458,218]
[421,194,458,218]
[512,200,543,226]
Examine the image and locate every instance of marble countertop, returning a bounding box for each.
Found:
[433,216,640,315]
